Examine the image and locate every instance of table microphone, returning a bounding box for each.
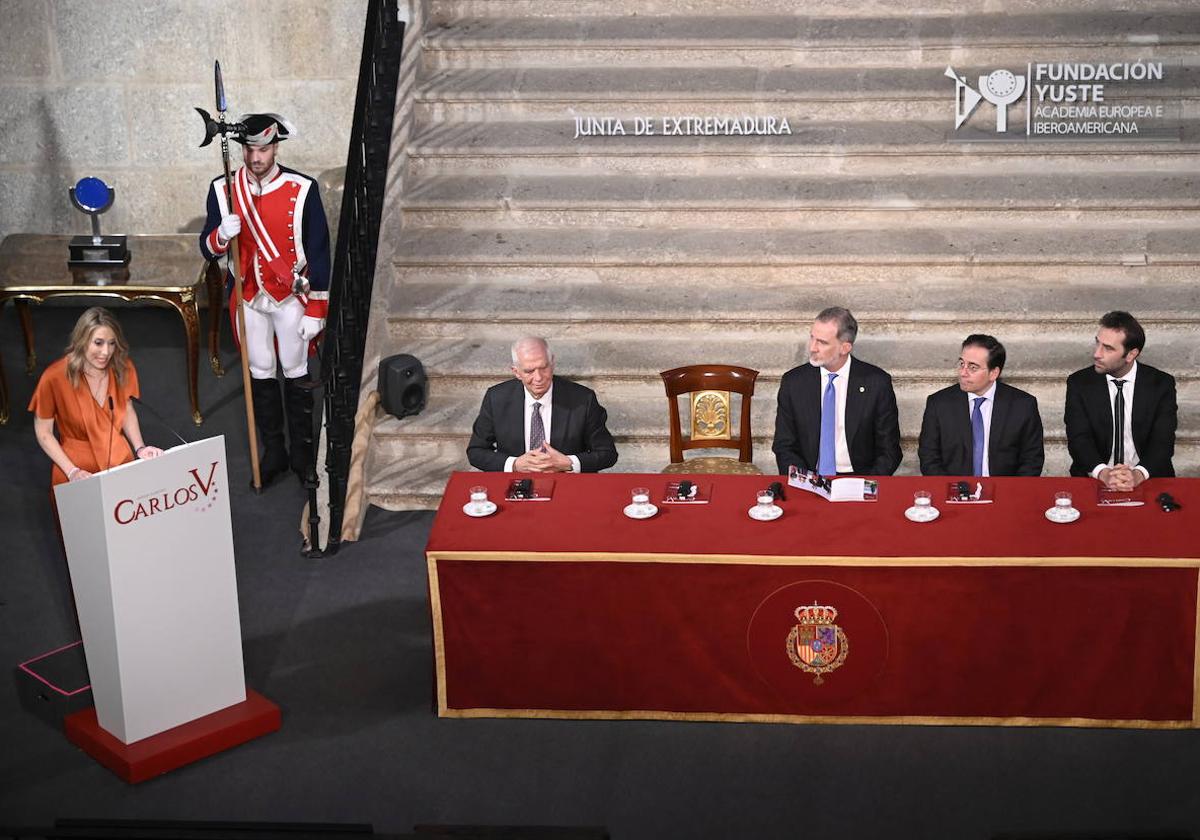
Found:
[1157,492,1182,512]
[768,481,786,501]
[130,396,189,446]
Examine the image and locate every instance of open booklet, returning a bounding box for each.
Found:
[1097,486,1144,507]
[787,466,878,502]
[946,480,993,504]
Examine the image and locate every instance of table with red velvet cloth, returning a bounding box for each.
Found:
[426,472,1199,729]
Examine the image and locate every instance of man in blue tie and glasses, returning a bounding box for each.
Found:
[773,307,902,477]
[918,334,1044,477]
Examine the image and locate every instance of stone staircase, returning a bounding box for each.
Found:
[360,0,1200,510]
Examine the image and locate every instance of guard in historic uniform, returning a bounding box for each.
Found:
[200,113,331,486]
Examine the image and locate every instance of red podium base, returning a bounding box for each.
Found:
[64,688,280,783]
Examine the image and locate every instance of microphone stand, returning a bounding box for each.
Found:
[105,396,115,471]
[130,396,189,447]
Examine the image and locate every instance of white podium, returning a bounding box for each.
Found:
[54,436,246,745]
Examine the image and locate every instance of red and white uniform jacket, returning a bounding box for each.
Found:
[200,164,331,320]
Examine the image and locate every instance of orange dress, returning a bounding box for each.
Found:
[28,357,141,486]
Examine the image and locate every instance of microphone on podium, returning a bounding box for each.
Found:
[130,396,190,447]
[104,396,116,471]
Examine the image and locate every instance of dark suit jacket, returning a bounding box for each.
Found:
[772,358,902,475]
[466,376,619,472]
[1064,363,1177,477]
[918,381,1044,476]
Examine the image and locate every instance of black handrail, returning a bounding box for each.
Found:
[308,0,405,556]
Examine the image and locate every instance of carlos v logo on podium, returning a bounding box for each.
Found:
[113,461,223,525]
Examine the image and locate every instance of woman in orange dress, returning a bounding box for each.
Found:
[29,307,164,486]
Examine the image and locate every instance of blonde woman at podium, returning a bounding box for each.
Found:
[29,307,164,488]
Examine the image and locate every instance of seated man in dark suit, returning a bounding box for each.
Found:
[467,336,618,473]
[1064,310,1177,491]
[773,306,902,476]
[918,334,1044,476]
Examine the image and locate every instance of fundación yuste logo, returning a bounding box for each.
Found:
[945,60,1170,138]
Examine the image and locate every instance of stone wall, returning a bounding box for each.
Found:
[0,0,368,244]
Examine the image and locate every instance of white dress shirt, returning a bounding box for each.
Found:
[1090,361,1146,480]
[816,355,852,474]
[966,381,997,477]
[503,384,581,473]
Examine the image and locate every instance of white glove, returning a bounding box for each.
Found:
[218,214,242,242]
[299,316,325,341]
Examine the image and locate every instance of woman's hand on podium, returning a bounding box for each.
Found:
[67,466,92,482]
[136,445,165,460]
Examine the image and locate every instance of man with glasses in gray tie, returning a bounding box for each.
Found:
[1064,311,1177,491]
[918,334,1044,477]
[467,336,618,473]
[773,307,902,477]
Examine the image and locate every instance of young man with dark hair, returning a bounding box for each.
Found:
[1064,311,1176,490]
[200,113,331,487]
[918,334,1044,476]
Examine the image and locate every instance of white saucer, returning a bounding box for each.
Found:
[624,503,658,520]
[904,505,940,523]
[1045,506,1080,524]
[463,500,497,517]
[748,504,783,521]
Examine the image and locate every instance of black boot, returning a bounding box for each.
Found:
[250,377,289,487]
[284,376,316,485]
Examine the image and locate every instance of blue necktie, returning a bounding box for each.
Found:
[818,373,838,475]
[971,396,987,476]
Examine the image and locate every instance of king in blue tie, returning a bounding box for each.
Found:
[819,372,838,475]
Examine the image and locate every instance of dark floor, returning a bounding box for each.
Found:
[2,303,1199,839]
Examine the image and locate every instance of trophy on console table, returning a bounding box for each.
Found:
[68,176,130,267]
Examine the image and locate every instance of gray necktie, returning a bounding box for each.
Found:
[530,402,546,451]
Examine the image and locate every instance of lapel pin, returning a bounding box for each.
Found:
[859,386,865,393]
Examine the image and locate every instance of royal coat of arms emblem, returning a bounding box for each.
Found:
[787,602,849,685]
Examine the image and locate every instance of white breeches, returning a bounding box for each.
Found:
[239,296,309,379]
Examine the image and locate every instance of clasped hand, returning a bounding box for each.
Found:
[514,444,572,473]
[1099,463,1143,492]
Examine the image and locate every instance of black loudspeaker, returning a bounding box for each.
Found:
[13,641,93,731]
[379,354,427,419]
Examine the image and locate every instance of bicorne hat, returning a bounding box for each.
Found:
[233,113,297,147]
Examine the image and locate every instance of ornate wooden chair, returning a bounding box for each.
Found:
[660,364,762,475]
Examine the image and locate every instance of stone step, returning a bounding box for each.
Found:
[429,0,1200,20]
[376,335,1200,383]
[413,65,1197,111]
[403,172,1200,212]
[383,279,1200,329]
[425,47,1200,76]
[399,172,1200,228]
[416,98,1199,125]
[392,262,1200,287]
[422,11,1200,71]
[365,436,1200,511]
[389,224,1198,268]
[420,10,1200,52]
[406,119,1200,176]
[404,207,1200,230]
